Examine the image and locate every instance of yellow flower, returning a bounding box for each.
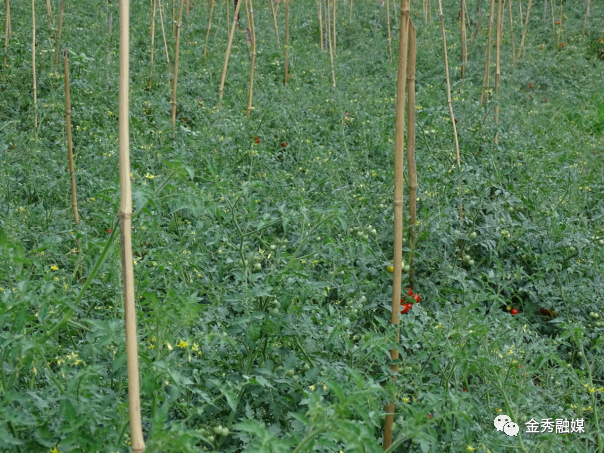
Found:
[51,447,60,453]
[403,397,410,403]
[177,340,188,349]
[51,265,58,271]
[466,446,476,452]
[495,408,502,413]
[309,385,315,391]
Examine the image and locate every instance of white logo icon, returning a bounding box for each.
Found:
[504,421,520,436]
[494,415,512,431]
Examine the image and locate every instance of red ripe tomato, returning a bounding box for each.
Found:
[463,388,467,392]
[254,136,260,144]
[529,83,533,89]
[400,303,412,314]
[405,288,413,296]
[427,414,432,420]
[105,228,112,234]
[510,308,519,315]
[281,142,288,147]
[539,308,551,316]
[413,294,420,303]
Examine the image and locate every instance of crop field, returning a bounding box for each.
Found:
[0,0,603,451]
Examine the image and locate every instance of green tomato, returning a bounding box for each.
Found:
[222,428,229,437]
[214,426,223,435]
[270,244,277,250]
[469,232,477,239]
[254,263,262,271]
[303,363,310,371]
[286,369,295,377]
[208,436,215,443]
[468,260,475,265]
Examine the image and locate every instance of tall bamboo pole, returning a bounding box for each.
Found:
[326,0,336,87]
[556,0,562,44]
[45,0,52,25]
[480,0,496,104]
[332,0,336,54]
[382,2,409,451]
[284,0,289,85]
[63,51,79,225]
[246,0,256,117]
[32,0,38,132]
[494,0,502,143]
[203,0,216,64]
[118,0,145,450]
[157,0,170,76]
[270,0,280,47]
[171,0,185,135]
[172,0,175,36]
[317,0,324,50]
[105,12,113,91]
[460,0,467,82]
[54,0,64,67]
[349,0,353,20]
[516,0,532,60]
[225,0,230,32]
[406,21,417,290]
[218,0,244,109]
[386,0,392,61]
[549,0,554,27]
[438,0,463,222]
[582,0,590,33]
[507,0,515,65]
[149,0,157,88]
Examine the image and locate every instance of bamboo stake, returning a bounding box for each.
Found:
[582,0,590,33]
[218,0,244,110]
[423,0,427,24]
[494,0,502,143]
[516,0,532,60]
[317,0,324,50]
[349,0,353,20]
[187,0,191,18]
[460,0,467,82]
[171,0,185,136]
[387,0,393,61]
[3,0,9,82]
[429,0,432,22]
[45,0,52,25]
[556,0,562,44]
[32,0,38,131]
[246,0,256,118]
[464,0,471,30]
[54,0,64,67]
[323,0,329,47]
[480,0,495,104]
[203,0,216,64]
[326,0,336,87]
[172,0,175,36]
[226,0,230,33]
[406,20,417,290]
[270,0,280,47]
[284,0,289,85]
[63,51,79,225]
[105,12,113,91]
[507,0,515,65]
[149,0,157,88]
[332,0,336,55]
[382,1,409,450]
[117,0,145,450]
[549,0,554,27]
[469,8,483,55]
[158,0,171,76]
[437,0,463,222]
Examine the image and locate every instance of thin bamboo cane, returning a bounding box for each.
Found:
[226,0,230,33]
[556,0,562,44]
[460,0,467,82]
[429,0,432,22]
[323,0,329,46]
[332,0,336,55]
[63,51,79,225]
[218,0,244,110]
[386,0,392,61]
[187,0,191,18]
[516,0,532,59]
[172,0,175,36]
[582,0,590,33]
[469,8,483,55]
[54,0,64,67]
[32,0,38,131]
[424,0,427,23]
[149,0,157,88]
[349,0,353,20]
[437,0,463,222]
[105,12,113,91]
[118,0,145,450]
[507,0,515,65]
[244,0,251,29]
[284,0,289,85]
[158,0,170,76]
[171,0,185,136]
[246,0,256,117]
[203,0,216,64]
[270,0,280,47]
[464,0,471,30]
[480,0,495,104]
[3,0,9,82]
[406,20,417,291]
[494,0,502,143]
[46,0,53,24]
[382,1,409,450]
[549,0,554,27]
[317,0,324,50]
[326,0,336,87]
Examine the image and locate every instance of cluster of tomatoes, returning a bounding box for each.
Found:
[400,288,420,314]
[252,136,288,147]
